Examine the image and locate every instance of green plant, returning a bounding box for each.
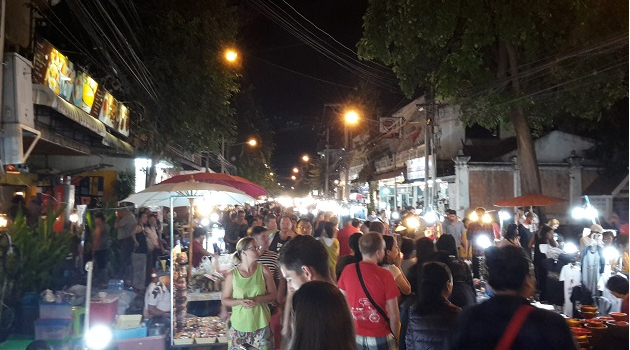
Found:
[5,206,75,294]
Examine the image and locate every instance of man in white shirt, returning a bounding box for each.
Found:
[144,276,171,319]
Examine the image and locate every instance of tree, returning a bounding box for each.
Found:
[131,0,240,184]
[232,86,282,196]
[359,0,628,194]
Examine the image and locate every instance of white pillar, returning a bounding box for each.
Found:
[567,153,583,207]
[453,154,471,217]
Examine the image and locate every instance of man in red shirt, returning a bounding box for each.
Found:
[338,218,362,257]
[190,227,212,268]
[338,232,400,350]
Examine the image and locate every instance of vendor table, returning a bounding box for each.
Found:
[186,292,222,302]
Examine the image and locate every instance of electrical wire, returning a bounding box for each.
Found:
[249,1,401,92]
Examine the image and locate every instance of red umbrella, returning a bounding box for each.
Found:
[160,172,267,198]
[494,193,566,207]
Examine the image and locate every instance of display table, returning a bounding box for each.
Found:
[173,316,227,347]
[186,292,222,302]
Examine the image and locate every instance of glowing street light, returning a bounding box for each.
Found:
[302,155,310,162]
[247,138,257,147]
[291,175,297,180]
[225,49,238,62]
[344,110,360,124]
[292,167,299,174]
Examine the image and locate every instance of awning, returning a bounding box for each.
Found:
[103,132,134,155]
[372,166,407,181]
[32,84,106,137]
[33,84,133,155]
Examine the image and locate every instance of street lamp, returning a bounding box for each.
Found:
[291,175,297,180]
[219,137,259,173]
[302,155,310,162]
[342,110,360,202]
[225,49,238,62]
[292,167,299,174]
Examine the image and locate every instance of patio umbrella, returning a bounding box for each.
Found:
[160,172,267,198]
[494,193,566,207]
[123,180,255,207]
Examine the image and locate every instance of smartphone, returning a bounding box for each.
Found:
[240,343,258,350]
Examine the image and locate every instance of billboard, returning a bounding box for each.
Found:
[407,157,432,181]
[32,37,130,137]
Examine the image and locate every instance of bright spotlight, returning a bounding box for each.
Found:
[572,207,585,220]
[69,213,79,224]
[85,324,113,349]
[469,211,479,222]
[391,212,400,220]
[585,206,598,220]
[481,213,492,224]
[423,211,439,225]
[499,210,512,221]
[603,246,620,261]
[196,200,212,217]
[210,213,220,222]
[563,242,578,254]
[405,217,421,230]
[200,218,210,227]
[476,235,492,249]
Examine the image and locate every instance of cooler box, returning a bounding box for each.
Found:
[113,327,147,340]
[34,318,72,340]
[89,297,118,326]
[39,301,72,319]
[115,334,166,350]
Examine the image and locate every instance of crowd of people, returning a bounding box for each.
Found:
[206,203,629,350]
[94,201,629,350]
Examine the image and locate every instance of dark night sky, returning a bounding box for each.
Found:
[237,1,406,176]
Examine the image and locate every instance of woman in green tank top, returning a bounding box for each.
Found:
[222,237,278,350]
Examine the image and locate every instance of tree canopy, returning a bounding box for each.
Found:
[359,0,628,193]
[132,0,240,156]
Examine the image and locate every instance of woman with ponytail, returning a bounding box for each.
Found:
[405,262,460,350]
[221,237,277,350]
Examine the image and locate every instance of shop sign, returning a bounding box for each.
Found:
[32,37,131,137]
[407,157,432,181]
[379,117,403,138]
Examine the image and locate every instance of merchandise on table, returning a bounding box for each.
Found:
[173,316,228,344]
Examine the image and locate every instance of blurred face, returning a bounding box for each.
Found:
[252,218,262,227]
[297,221,313,236]
[386,237,399,262]
[280,217,292,231]
[241,242,262,259]
[140,213,148,224]
[447,213,457,223]
[238,213,245,223]
[149,216,157,226]
[254,232,270,250]
[280,264,309,293]
[265,217,278,231]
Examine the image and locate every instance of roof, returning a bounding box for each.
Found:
[583,172,629,196]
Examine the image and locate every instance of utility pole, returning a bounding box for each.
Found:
[325,127,330,198]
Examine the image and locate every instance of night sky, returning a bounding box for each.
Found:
[237,1,406,176]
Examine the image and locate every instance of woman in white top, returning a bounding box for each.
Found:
[381,234,412,296]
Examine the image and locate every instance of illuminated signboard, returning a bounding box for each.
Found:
[32,37,130,137]
[407,157,432,181]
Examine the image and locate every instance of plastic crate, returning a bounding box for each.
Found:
[89,297,118,326]
[115,334,166,350]
[113,327,147,340]
[34,318,72,340]
[39,301,72,319]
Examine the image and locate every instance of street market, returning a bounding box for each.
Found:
[0,1,628,350]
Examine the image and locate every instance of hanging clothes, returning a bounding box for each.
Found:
[581,245,605,296]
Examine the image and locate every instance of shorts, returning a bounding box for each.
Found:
[356,334,397,350]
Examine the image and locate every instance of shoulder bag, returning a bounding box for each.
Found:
[355,262,395,336]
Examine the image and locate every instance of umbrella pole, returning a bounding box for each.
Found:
[170,196,174,346]
[188,198,194,284]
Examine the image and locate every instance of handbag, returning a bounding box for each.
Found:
[355,262,395,337]
[495,305,534,350]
